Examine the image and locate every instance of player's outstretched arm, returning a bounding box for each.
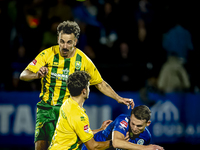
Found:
[112,131,164,150]
[20,67,48,81]
[92,120,113,134]
[95,80,134,109]
[84,137,111,150]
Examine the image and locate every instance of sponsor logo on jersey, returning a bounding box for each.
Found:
[81,116,85,121]
[30,59,37,66]
[51,72,68,81]
[120,120,128,128]
[84,124,89,133]
[40,52,45,57]
[62,68,69,75]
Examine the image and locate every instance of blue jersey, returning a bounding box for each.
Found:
[81,114,151,150]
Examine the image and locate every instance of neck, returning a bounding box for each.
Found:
[71,95,85,108]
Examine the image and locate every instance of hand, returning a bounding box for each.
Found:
[117,97,134,109]
[37,66,48,78]
[124,132,130,141]
[145,144,164,150]
[100,120,113,130]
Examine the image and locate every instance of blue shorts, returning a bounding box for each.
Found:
[81,131,106,150]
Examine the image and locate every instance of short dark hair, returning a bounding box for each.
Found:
[131,105,151,122]
[57,21,80,39]
[67,71,91,96]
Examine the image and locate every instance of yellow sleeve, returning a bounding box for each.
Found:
[25,49,48,73]
[86,58,103,85]
[72,114,94,143]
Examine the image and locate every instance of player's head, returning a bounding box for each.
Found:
[57,21,80,57]
[67,71,91,100]
[129,105,151,135]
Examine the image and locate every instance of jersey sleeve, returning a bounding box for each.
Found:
[72,114,94,143]
[85,57,103,85]
[25,49,48,73]
[112,115,129,137]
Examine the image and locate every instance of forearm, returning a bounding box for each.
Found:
[20,69,39,81]
[93,140,111,150]
[85,138,111,150]
[95,80,121,102]
[92,128,103,135]
[113,138,145,150]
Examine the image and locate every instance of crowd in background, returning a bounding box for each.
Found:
[0,0,199,95]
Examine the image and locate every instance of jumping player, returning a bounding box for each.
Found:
[81,105,164,150]
[20,21,134,150]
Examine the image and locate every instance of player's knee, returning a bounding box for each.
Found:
[35,140,48,150]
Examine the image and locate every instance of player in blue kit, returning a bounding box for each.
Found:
[82,105,164,150]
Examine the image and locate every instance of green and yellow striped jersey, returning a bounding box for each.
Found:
[26,45,103,106]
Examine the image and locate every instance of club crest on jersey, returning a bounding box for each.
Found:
[75,61,82,70]
[30,59,37,66]
[120,120,128,128]
[137,139,144,145]
[84,124,89,133]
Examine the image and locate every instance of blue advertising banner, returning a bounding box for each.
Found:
[0,91,200,146]
[148,92,200,144]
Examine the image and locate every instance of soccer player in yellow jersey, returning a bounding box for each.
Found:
[20,21,134,150]
[49,71,112,150]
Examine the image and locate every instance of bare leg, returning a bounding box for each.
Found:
[35,140,49,150]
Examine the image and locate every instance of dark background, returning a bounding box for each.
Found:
[0,0,200,149]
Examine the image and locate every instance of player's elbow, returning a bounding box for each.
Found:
[87,143,101,150]
[85,141,98,150]
[85,139,109,150]
[19,70,33,81]
[112,139,120,149]
[95,81,103,89]
[19,71,25,80]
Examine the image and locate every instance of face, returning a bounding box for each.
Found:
[129,114,151,135]
[58,32,77,58]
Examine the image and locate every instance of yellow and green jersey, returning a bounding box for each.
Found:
[26,45,103,106]
[48,97,93,150]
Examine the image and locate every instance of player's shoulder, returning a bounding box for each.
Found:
[76,48,86,56]
[140,127,151,141]
[112,114,129,135]
[114,114,130,128]
[40,45,59,56]
[75,48,92,62]
[49,45,59,54]
[116,114,130,122]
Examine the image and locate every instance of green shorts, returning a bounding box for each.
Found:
[34,104,61,143]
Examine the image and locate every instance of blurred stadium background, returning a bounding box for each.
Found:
[0,0,200,149]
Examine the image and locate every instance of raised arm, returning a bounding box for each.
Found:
[95,80,134,109]
[92,120,113,135]
[20,67,48,81]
